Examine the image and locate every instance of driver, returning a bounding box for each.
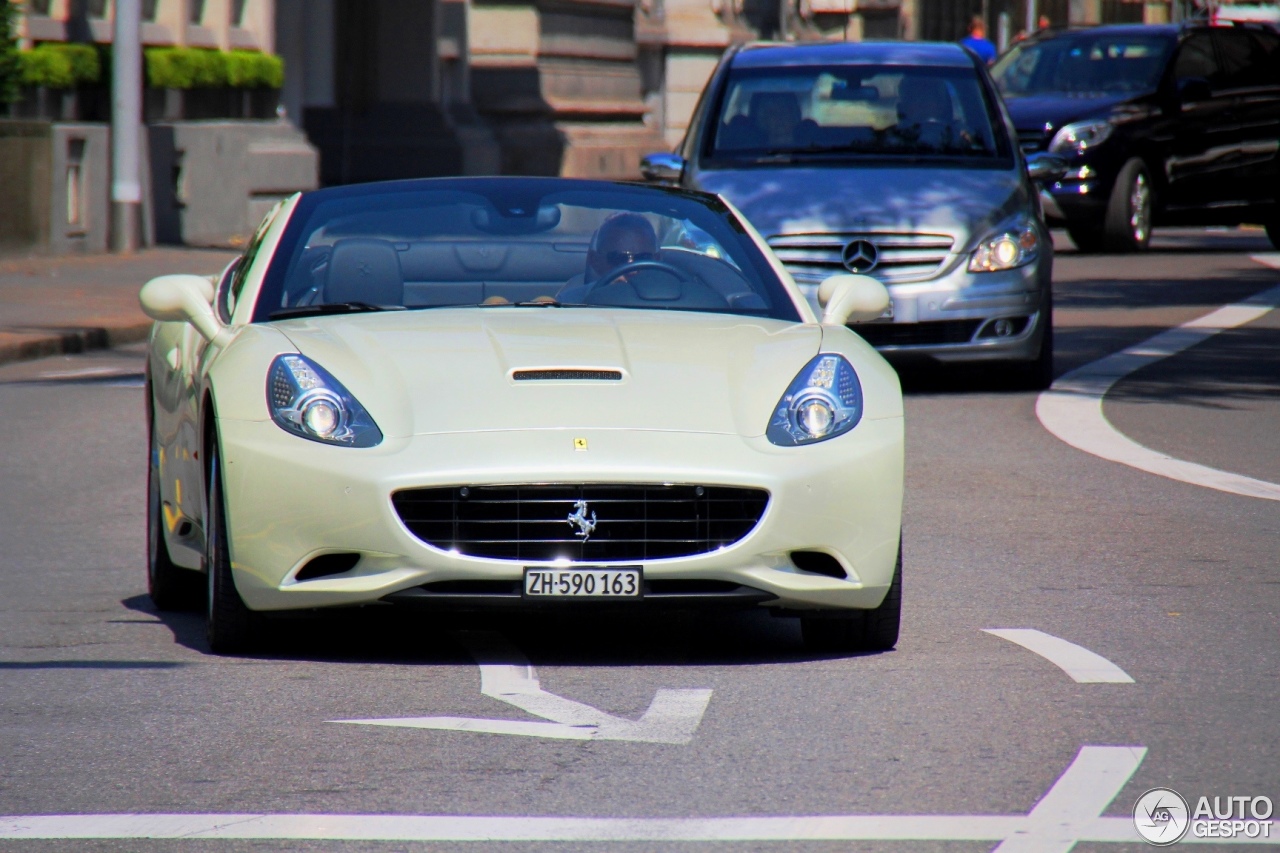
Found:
[558,213,664,301]
[584,213,661,284]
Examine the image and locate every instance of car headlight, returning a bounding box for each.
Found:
[267,354,382,447]
[968,218,1041,273]
[1048,119,1113,156]
[767,354,863,447]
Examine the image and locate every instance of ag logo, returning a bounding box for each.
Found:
[1134,788,1190,846]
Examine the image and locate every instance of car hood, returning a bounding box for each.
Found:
[693,166,1027,249]
[1002,91,1139,132]
[275,308,822,438]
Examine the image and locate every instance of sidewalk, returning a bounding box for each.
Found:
[0,248,239,367]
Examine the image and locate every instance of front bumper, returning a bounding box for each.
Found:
[217,418,904,614]
[795,256,1050,364]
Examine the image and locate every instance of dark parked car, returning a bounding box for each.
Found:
[992,22,1280,252]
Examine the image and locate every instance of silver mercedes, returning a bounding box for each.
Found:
[643,41,1065,387]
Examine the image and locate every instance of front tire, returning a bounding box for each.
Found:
[1102,158,1153,252]
[801,545,901,653]
[205,439,261,654]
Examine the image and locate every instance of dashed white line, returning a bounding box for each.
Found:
[1035,273,1280,502]
[984,629,1134,684]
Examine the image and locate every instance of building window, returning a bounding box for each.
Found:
[87,0,109,18]
[190,0,206,24]
[143,0,159,21]
[29,0,53,16]
[231,0,248,25]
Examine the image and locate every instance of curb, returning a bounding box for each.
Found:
[0,321,153,368]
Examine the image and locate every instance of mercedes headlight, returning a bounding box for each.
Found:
[1048,119,1113,156]
[767,354,863,447]
[969,218,1041,273]
[267,354,382,447]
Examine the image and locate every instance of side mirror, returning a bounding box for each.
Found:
[139,274,223,342]
[1026,152,1067,185]
[640,152,686,184]
[818,274,890,326]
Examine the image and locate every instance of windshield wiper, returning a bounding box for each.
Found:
[269,302,404,320]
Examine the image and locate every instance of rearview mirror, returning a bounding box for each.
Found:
[139,274,223,342]
[818,274,890,326]
[640,152,686,184]
[1025,152,1067,185]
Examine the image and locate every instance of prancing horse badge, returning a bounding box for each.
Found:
[573,438,588,451]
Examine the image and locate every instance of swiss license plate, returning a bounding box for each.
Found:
[523,567,642,599]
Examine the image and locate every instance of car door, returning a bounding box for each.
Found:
[1162,31,1241,213]
[1214,27,1280,211]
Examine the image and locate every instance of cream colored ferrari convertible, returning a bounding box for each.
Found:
[141,178,903,654]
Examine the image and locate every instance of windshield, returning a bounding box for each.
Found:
[992,33,1173,96]
[707,64,1009,162]
[253,180,800,323]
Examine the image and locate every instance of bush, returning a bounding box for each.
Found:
[145,46,228,89]
[18,43,103,89]
[59,43,101,84]
[0,0,20,103]
[225,50,283,89]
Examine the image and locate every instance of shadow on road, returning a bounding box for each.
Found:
[121,593,883,668]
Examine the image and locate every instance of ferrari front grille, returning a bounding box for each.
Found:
[392,484,770,562]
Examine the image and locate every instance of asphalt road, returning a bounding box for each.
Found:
[0,229,1277,852]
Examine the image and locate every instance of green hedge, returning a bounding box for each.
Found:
[146,46,282,89]
[19,43,101,89]
[226,50,283,89]
[0,0,18,103]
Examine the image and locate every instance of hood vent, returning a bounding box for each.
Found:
[513,369,622,382]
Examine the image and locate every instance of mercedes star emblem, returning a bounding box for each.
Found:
[842,239,880,274]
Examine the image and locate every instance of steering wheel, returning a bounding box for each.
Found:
[584,259,691,295]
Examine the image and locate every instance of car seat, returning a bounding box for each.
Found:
[325,238,405,307]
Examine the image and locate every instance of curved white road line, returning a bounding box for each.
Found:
[1036,271,1280,502]
[984,629,1135,684]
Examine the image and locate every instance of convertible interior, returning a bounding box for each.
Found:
[281,238,772,314]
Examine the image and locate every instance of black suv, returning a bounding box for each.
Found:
[992,22,1280,252]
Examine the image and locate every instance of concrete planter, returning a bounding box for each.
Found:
[143,87,281,123]
[7,87,80,122]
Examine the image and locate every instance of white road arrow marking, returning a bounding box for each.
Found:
[7,746,1275,844]
[330,632,713,744]
[984,629,1135,684]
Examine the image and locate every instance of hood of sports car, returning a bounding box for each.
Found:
[274,309,821,438]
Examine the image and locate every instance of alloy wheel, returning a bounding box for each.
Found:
[1129,171,1151,245]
